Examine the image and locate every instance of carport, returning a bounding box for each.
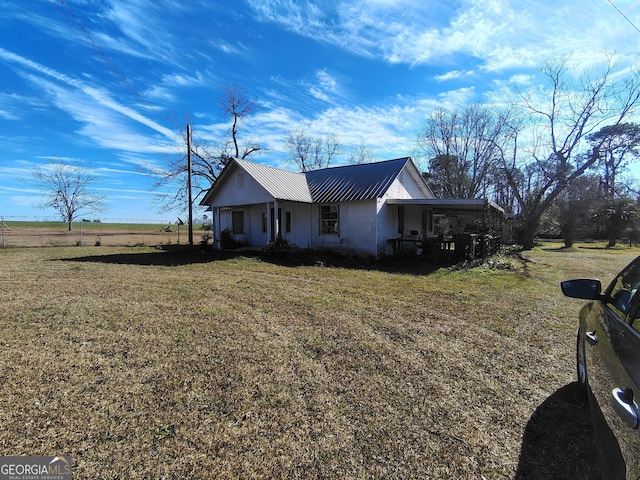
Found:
[386,198,508,259]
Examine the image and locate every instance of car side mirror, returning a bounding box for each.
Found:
[561,279,603,300]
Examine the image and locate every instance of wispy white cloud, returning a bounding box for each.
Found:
[0,109,18,120]
[308,69,340,102]
[2,0,639,222]
[246,0,640,73]
[97,1,182,63]
[210,39,251,57]
[434,70,475,82]
[0,47,180,152]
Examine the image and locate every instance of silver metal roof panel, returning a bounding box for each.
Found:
[236,158,313,203]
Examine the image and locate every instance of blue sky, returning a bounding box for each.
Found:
[1,0,640,223]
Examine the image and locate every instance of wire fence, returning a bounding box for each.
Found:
[0,218,211,248]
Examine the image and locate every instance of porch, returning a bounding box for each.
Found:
[386,198,507,260]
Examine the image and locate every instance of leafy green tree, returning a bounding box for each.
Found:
[555,175,602,248]
[588,122,640,199]
[592,197,638,247]
[424,154,474,198]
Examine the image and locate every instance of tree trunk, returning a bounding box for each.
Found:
[562,227,574,249]
[521,213,542,250]
[67,220,73,231]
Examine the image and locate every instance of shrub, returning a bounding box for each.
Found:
[220,228,246,249]
[263,236,298,254]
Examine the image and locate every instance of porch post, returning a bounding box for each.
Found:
[215,207,222,249]
[266,202,272,242]
[274,199,280,239]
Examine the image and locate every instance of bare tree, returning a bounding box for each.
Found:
[31,160,107,231]
[348,143,375,164]
[286,129,341,171]
[219,83,262,163]
[417,105,511,198]
[492,166,522,216]
[152,83,262,213]
[500,55,640,249]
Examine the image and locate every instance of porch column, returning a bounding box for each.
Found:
[215,207,222,250]
[274,199,280,239]
[266,202,272,242]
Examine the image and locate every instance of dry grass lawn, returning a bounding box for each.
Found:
[0,243,637,478]
[0,222,199,247]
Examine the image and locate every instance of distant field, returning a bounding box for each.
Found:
[0,221,208,247]
[0,242,636,478]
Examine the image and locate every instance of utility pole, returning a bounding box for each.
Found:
[187,124,194,245]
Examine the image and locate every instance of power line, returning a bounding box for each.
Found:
[49,0,169,123]
[606,0,640,35]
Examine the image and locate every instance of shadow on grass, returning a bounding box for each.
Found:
[59,248,241,267]
[515,382,601,480]
[59,247,446,273]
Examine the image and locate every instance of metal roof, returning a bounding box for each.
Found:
[235,158,313,203]
[201,156,431,206]
[305,157,411,203]
[387,198,505,216]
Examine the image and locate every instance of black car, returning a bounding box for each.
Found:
[562,257,640,479]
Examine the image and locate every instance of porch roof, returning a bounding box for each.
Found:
[387,198,505,217]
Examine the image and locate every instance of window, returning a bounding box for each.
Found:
[261,209,291,236]
[397,205,405,234]
[320,205,339,235]
[236,173,245,188]
[424,210,433,235]
[607,259,640,324]
[232,210,244,234]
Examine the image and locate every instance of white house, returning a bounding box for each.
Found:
[200,157,505,257]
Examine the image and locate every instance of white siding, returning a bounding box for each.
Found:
[384,169,433,200]
[377,201,398,254]
[213,168,274,207]
[376,202,434,254]
[310,200,378,255]
[216,202,315,249]
[268,201,314,249]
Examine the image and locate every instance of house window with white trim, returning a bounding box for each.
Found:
[320,205,339,235]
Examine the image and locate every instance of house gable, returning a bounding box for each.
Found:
[384,162,434,200]
[201,159,312,207]
[237,159,312,202]
[205,162,275,207]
